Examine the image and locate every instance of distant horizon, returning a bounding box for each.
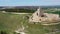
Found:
[0,5,60,6]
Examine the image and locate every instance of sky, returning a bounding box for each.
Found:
[0,0,60,6]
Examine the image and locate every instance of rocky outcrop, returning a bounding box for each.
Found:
[29,8,60,24]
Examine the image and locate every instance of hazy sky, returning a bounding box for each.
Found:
[0,0,60,6]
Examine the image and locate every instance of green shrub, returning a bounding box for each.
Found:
[0,31,7,34]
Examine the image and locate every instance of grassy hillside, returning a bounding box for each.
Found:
[0,12,60,34]
[0,12,30,34]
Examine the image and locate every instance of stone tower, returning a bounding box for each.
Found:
[37,7,44,17]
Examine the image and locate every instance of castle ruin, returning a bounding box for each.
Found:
[29,7,60,23]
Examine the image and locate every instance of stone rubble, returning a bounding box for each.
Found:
[29,7,60,23]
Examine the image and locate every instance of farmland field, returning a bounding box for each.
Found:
[0,11,60,34]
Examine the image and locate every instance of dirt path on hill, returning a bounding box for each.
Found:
[2,11,32,14]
